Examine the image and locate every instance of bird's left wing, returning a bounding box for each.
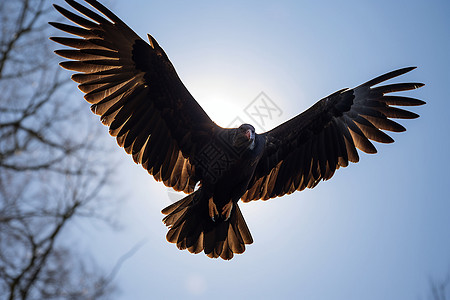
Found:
[242,67,425,202]
[50,0,220,193]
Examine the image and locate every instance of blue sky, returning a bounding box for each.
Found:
[63,0,450,299]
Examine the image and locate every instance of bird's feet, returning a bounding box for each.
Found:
[208,199,233,222]
[221,200,233,221]
[208,198,219,222]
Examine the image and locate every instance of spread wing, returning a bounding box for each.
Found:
[50,0,220,193]
[242,67,425,202]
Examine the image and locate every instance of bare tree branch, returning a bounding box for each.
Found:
[429,271,450,300]
[0,1,126,299]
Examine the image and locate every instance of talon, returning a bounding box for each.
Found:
[222,200,233,221]
[208,198,219,222]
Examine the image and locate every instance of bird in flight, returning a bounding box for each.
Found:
[51,0,425,260]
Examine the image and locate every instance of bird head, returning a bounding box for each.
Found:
[233,124,256,150]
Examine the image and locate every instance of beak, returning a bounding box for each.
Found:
[245,129,252,140]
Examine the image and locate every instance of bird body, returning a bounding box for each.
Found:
[51,0,425,260]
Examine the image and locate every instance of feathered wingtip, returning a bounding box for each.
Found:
[361,66,426,95]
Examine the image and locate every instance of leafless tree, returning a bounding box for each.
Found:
[429,270,450,300]
[0,0,120,299]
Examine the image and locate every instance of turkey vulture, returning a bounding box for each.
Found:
[51,0,425,260]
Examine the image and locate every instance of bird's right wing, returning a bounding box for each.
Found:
[51,0,220,193]
[242,67,425,202]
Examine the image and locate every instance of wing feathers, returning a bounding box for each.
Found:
[363,115,406,133]
[360,66,416,87]
[243,67,424,202]
[55,49,119,61]
[83,0,127,25]
[354,117,394,144]
[372,82,424,94]
[53,4,99,29]
[49,22,94,38]
[381,95,426,106]
[52,0,216,193]
[65,0,110,25]
[374,106,420,119]
[343,115,377,154]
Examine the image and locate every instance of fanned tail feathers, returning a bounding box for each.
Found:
[162,192,253,260]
